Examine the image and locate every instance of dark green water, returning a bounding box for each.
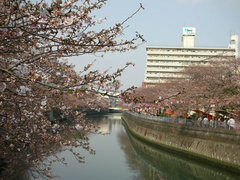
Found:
[37,113,239,180]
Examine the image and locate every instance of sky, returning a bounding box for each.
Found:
[68,0,240,90]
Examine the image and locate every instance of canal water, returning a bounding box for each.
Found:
[38,113,239,180]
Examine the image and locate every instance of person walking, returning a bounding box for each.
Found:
[209,118,213,128]
[217,116,222,128]
[227,117,235,130]
[197,116,203,126]
[203,117,209,127]
[223,119,227,128]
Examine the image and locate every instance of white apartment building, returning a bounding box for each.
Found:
[144,27,239,86]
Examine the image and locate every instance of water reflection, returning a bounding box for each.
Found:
[40,113,134,180]
[89,113,122,134]
[36,113,238,180]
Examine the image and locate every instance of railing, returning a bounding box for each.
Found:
[127,110,240,131]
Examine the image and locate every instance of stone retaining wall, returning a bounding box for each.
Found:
[122,111,240,174]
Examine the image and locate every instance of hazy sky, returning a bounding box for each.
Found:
[68,0,240,90]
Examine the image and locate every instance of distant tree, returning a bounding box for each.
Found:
[0,0,144,178]
[180,57,240,113]
[125,57,240,118]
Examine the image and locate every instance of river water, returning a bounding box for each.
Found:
[37,113,239,180]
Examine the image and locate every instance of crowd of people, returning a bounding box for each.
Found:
[131,106,158,116]
[131,105,239,130]
[197,116,236,130]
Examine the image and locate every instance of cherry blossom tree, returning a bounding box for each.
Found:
[124,57,240,118]
[0,0,144,178]
[179,57,240,114]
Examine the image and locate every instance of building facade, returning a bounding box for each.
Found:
[144,27,239,86]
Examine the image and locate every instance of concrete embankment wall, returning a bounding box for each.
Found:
[122,111,240,174]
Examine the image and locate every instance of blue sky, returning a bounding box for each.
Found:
[68,0,240,90]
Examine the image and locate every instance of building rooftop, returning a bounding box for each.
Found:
[146,46,235,51]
